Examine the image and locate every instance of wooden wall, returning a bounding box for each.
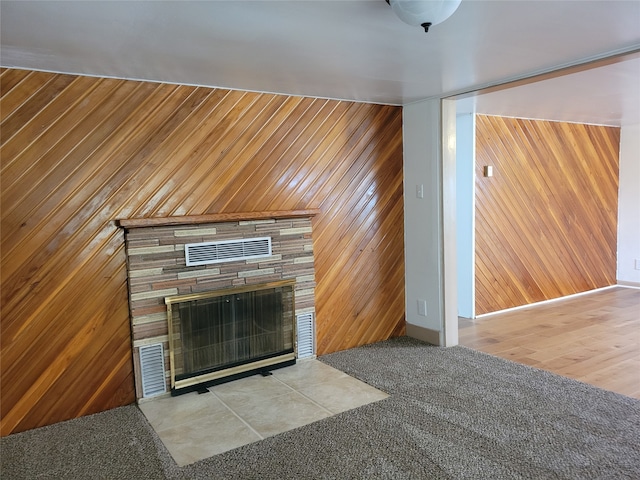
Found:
[0,69,405,435]
[475,115,619,315]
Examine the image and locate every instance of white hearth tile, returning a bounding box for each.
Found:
[297,375,389,414]
[227,390,332,438]
[138,359,388,466]
[139,391,228,432]
[208,374,293,405]
[271,359,349,389]
[155,408,261,467]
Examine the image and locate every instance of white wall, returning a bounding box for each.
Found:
[456,113,475,318]
[403,99,458,346]
[617,123,640,285]
[404,99,443,334]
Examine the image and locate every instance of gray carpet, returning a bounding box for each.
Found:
[2,337,639,479]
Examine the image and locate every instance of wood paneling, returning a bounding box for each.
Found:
[0,69,405,435]
[475,115,619,315]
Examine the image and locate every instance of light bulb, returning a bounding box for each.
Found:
[389,0,462,32]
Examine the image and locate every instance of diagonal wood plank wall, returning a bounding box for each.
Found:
[0,68,405,435]
[475,115,619,315]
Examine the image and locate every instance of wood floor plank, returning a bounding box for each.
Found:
[459,286,640,399]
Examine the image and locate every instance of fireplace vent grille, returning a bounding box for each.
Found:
[296,312,315,358]
[185,237,272,266]
[139,344,166,398]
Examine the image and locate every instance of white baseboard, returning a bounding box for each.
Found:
[476,285,619,318]
[406,323,440,346]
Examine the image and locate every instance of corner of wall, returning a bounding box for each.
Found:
[617,123,640,284]
[403,99,458,346]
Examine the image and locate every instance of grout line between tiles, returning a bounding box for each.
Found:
[207,390,265,441]
[143,364,388,465]
[271,375,336,415]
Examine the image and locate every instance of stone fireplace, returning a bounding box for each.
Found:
[117,210,318,401]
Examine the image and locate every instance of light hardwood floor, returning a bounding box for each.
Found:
[459,286,640,399]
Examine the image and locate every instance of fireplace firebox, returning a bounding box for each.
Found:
[165,280,296,395]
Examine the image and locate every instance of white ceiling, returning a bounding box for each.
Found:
[1,0,639,126]
[457,52,640,127]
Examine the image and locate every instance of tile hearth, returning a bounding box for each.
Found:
[139,359,388,466]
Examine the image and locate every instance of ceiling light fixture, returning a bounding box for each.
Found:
[387,0,462,32]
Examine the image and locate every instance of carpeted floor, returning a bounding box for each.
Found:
[2,337,639,479]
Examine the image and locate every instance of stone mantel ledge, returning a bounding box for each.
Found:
[116,210,320,229]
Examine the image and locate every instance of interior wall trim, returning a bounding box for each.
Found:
[475,286,618,319]
[405,323,440,346]
[117,209,320,229]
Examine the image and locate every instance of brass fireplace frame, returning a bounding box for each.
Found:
[165,279,296,393]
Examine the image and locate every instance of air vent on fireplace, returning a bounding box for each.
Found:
[296,312,315,359]
[139,343,167,398]
[185,237,272,266]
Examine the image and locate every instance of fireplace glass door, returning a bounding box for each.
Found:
[166,280,295,393]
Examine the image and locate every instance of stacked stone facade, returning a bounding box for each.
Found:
[122,216,316,400]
